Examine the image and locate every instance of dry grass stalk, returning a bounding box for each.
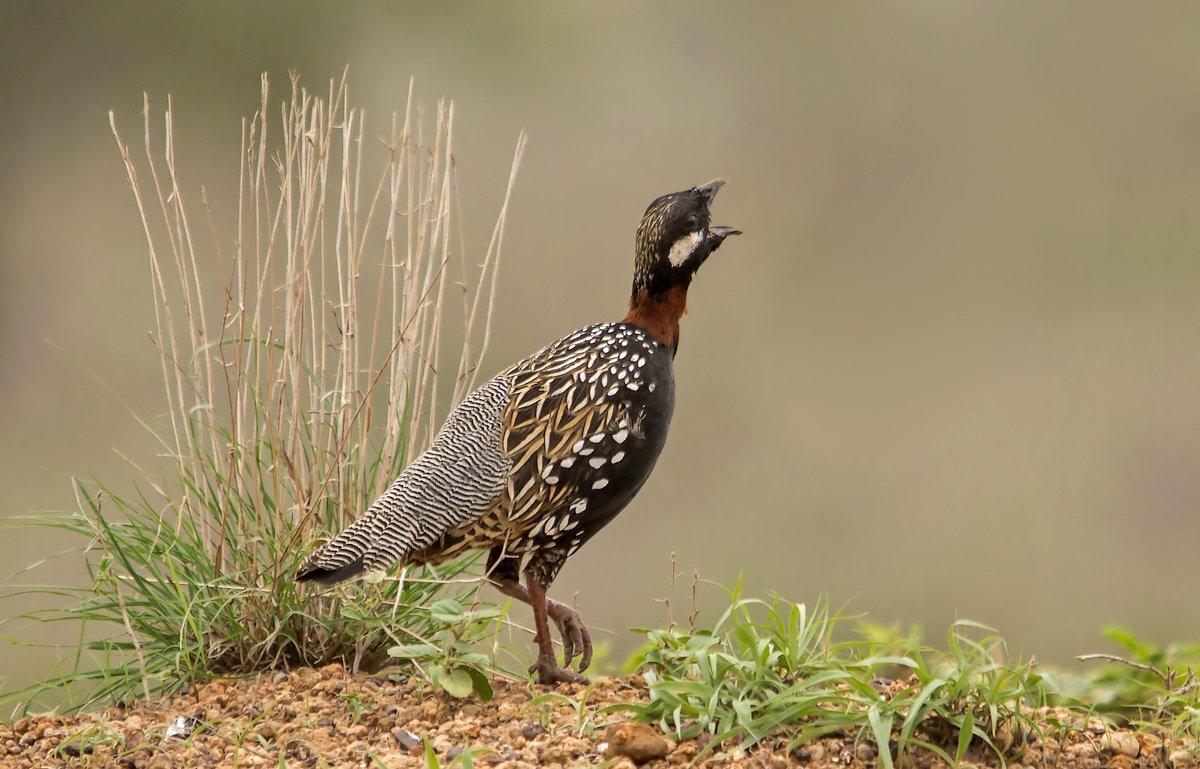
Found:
[12,70,535,690]
[109,71,523,568]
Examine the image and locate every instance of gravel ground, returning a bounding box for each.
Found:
[2,664,1197,768]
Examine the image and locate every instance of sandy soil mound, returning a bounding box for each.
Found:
[2,664,1195,768]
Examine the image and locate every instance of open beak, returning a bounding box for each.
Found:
[707,225,742,247]
[694,180,740,245]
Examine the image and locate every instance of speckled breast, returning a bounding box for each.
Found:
[413,322,676,565]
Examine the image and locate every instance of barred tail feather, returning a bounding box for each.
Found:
[295,377,513,585]
[294,506,396,585]
[295,554,366,585]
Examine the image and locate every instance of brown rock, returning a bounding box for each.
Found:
[1169,749,1196,769]
[600,722,671,764]
[856,741,879,761]
[1067,741,1097,756]
[1101,732,1140,758]
[1108,755,1135,769]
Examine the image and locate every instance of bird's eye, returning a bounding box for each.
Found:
[685,214,700,230]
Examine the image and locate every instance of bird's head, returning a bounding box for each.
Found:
[632,179,741,299]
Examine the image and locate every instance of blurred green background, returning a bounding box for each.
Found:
[3,1,1200,695]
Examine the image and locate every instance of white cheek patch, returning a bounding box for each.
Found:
[666,231,704,267]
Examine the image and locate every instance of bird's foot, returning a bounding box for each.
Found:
[529,656,589,686]
[548,599,594,673]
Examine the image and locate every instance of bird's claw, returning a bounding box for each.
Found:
[548,599,593,673]
[529,656,588,686]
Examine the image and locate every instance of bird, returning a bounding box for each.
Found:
[296,179,741,685]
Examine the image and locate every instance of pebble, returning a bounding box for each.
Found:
[393,727,422,750]
[855,741,878,761]
[1108,755,1135,769]
[1100,732,1140,757]
[1170,749,1195,768]
[599,722,672,764]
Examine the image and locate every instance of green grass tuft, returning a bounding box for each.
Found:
[619,576,1200,764]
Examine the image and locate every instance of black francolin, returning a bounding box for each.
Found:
[297,180,741,684]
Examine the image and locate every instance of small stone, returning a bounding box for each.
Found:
[393,728,422,750]
[164,716,199,740]
[601,722,671,764]
[1100,732,1139,758]
[283,739,311,761]
[856,742,878,761]
[1067,742,1098,758]
[1169,749,1194,768]
[1108,755,1135,769]
[521,723,546,740]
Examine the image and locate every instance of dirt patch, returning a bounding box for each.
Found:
[2,665,1197,768]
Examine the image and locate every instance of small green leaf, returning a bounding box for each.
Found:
[439,667,475,698]
[955,711,974,763]
[867,704,894,769]
[899,677,946,748]
[424,738,441,769]
[387,643,439,659]
[465,667,494,701]
[429,598,465,623]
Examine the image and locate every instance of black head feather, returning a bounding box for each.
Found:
[632,179,739,297]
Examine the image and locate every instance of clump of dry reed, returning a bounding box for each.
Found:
[9,71,525,709]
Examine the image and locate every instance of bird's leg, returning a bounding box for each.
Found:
[485,549,592,671]
[524,575,588,685]
[546,600,593,673]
